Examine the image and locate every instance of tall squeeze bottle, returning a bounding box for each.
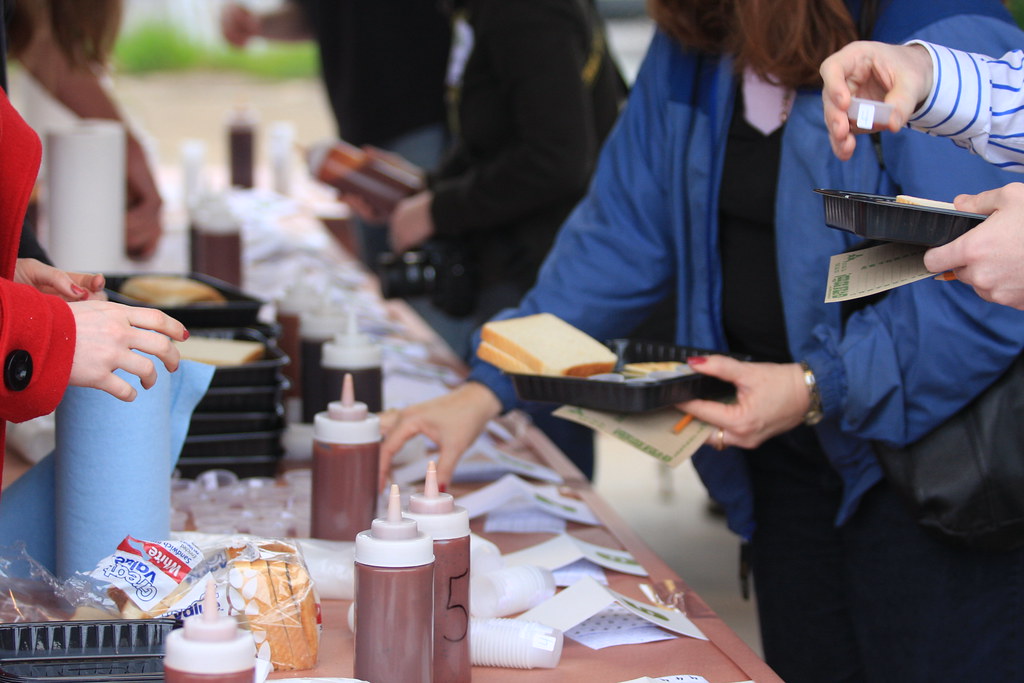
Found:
[354,484,434,683]
[406,461,471,683]
[311,374,380,541]
[163,580,254,683]
[321,308,383,414]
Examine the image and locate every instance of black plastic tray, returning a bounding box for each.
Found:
[508,339,740,413]
[104,272,264,329]
[0,619,175,682]
[195,383,284,413]
[187,409,284,436]
[185,328,288,388]
[181,429,284,460]
[816,189,985,246]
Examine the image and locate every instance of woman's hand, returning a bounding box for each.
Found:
[675,355,810,451]
[69,301,188,401]
[379,382,503,488]
[15,258,106,301]
[389,191,435,253]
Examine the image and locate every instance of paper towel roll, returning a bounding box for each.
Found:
[53,357,213,578]
[45,119,126,272]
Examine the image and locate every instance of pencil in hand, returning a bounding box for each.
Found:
[672,413,694,434]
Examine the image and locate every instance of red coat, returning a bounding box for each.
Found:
[0,89,76,481]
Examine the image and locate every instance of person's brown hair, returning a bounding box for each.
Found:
[646,0,859,88]
[9,0,123,68]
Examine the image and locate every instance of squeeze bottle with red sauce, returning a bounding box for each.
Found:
[321,308,383,414]
[311,373,380,541]
[306,140,424,218]
[405,461,471,683]
[354,484,434,683]
[163,579,254,683]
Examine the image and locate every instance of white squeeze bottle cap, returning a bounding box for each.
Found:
[406,461,470,540]
[300,297,347,341]
[355,484,434,568]
[322,308,382,369]
[163,579,255,675]
[315,374,381,444]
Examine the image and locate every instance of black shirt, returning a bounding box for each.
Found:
[293,0,451,147]
[718,86,791,363]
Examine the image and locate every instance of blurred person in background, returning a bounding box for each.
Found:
[0,0,188,487]
[379,0,1024,680]
[225,0,627,478]
[8,0,164,259]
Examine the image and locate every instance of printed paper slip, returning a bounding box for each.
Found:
[824,242,934,303]
[503,532,647,577]
[519,576,706,641]
[554,405,713,468]
[455,473,599,525]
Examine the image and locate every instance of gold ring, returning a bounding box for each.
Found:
[714,428,725,452]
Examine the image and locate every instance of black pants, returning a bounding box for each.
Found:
[746,429,1024,683]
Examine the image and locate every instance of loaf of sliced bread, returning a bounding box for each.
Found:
[479,313,617,377]
[175,336,264,366]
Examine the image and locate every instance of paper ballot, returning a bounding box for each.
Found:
[824,242,934,302]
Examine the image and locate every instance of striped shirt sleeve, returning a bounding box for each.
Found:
[907,40,1024,172]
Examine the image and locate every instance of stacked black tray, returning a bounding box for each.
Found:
[106,273,286,478]
[0,619,176,682]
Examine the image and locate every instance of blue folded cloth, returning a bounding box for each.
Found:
[0,356,214,576]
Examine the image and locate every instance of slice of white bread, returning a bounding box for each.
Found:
[895,194,957,211]
[120,275,227,306]
[175,336,264,366]
[479,313,617,377]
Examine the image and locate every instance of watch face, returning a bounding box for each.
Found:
[804,410,823,426]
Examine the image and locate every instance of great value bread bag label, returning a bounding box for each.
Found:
[89,536,204,610]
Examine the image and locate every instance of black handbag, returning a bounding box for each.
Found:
[872,353,1024,551]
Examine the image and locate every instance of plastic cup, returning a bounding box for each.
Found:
[470,565,556,618]
[470,618,563,669]
[195,468,239,491]
[470,534,504,576]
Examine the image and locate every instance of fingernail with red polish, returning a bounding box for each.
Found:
[183,329,190,340]
[687,356,708,365]
[71,285,87,297]
[438,483,447,494]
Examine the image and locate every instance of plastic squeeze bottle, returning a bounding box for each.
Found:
[312,373,381,541]
[354,484,434,683]
[321,308,383,414]
[227,105,257,189]
[163,579,254,683]
[299,301,346,423]
[405,461,471,683]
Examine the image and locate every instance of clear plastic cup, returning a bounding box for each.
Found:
[196,468,239,491]
[170,508,189,532]
[248,515,290,538]
[470,565,556,618]
[470,618,563,669]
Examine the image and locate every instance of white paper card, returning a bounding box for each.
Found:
[503,533,647,577]
[520,576,706,640]
[553,558,609,587]
[566,604,675,649]
[554,406,712,468]
[455,474,599,525]
[824,242,932,302]
[483,504,567,534]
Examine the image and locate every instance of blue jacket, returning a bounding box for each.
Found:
[468,0,1024,538]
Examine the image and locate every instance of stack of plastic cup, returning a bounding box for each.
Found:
[470,618,564,669]
[470,565,556,618]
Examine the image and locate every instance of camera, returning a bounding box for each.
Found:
[375,239,478,317]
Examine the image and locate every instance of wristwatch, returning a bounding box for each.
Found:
[799,361,823,426]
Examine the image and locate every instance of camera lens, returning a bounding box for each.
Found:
[376,250,433,299]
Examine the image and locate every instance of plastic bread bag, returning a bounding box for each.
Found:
[175,531,354,601]
[0,542,116,622]
[222,537,321,671]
